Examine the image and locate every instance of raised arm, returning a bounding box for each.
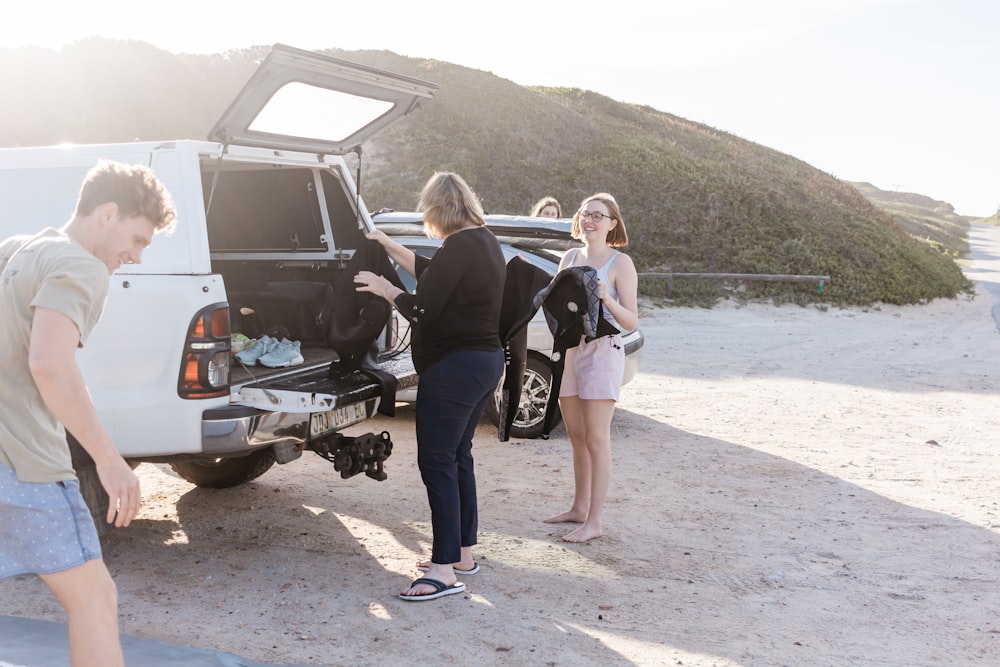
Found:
[366,228,417,277]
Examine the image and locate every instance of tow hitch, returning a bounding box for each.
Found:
[311,431,393,481]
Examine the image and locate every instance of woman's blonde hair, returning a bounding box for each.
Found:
[530,196,562,217]
[571,192,628,247]
[417,172,486,238]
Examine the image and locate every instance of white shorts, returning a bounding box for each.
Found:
[559,334,625,401]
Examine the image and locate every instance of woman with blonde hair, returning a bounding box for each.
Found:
[355,172,506,599]
[544,192,638,542]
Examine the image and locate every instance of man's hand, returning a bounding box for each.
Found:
[96,458,140,527]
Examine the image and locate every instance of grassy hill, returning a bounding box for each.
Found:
[848,182,974,257]
[335,49,971,306]
[0,41,974,306]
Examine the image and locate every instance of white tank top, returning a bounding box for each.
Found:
[569,248,621,329]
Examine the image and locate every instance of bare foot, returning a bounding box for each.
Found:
[416,558,477,572]
[561,524,603,543]
[401,563,458,597]
[544,509,587,524]
[400,576,459,597]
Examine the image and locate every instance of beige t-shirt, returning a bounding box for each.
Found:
[0,228,109,482]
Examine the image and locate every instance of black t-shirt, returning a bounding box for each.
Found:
[393,226,505,373]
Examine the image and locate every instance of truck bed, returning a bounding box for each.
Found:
[230,346,417,412]
[230,346,340,387]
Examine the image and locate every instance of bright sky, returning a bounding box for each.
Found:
[2,0,996,216]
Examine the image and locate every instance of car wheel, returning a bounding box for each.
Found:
[169,448,277,488]
[484,354,560,439]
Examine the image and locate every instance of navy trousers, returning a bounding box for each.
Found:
[415,347,504,565]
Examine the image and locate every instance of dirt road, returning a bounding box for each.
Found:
[3,226,1000,666]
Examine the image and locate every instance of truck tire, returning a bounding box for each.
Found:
[484,354,561,440]
[76,461,114,538]
[169,449,276,488]
[67,435,112,538]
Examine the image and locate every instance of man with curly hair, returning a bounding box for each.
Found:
[0,160,176,666]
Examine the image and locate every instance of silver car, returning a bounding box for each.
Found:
[373,211,644,439]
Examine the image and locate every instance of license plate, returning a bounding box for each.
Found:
[309,402,369,437]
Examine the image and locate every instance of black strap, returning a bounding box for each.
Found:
[541,344,567,439]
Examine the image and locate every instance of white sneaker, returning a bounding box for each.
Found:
[258,339,304,368]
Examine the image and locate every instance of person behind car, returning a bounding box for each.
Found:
[0,160,176,666]
[530,196,562,219]
[354,172,505,601]
[543,192,638,542]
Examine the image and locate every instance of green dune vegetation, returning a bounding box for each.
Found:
[0,40,978,306]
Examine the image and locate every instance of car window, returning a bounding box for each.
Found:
[393,244,435,293]
[506,245,561,274]
[392,239,558,294]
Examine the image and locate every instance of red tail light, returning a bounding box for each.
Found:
[178,303,231,399]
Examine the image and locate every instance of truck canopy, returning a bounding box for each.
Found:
[208,43,438,156]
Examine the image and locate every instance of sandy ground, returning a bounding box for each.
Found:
[4,226,1000,666]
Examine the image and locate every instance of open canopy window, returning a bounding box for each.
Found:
[209,44,438,156]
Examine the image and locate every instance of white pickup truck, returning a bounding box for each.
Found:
[0,44,430,525]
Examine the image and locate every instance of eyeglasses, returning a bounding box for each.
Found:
[578,210,613,222]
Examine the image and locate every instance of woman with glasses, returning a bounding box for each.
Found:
[355,172,505,600]
[544,193,638,542]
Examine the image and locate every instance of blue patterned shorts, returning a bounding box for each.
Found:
[0,463,103,579]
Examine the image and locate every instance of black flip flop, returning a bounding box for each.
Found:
[398,577,466,602]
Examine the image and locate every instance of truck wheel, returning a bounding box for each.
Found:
[68,435,112,538]
[169,448,276,488]
[484,354,561,440]
[75,461,113,537]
